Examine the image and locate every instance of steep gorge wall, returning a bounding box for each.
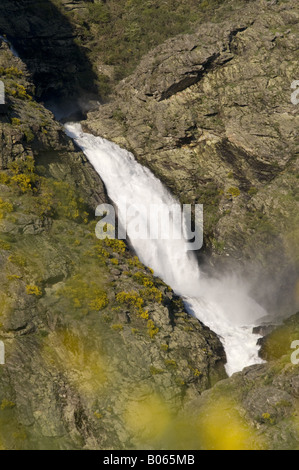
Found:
[0,0,98,104]
[86,0,299,316]
[0,32,227,449]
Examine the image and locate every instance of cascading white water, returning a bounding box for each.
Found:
[65,122,266,375]
[1,31,266,374]
[0,35,19,58]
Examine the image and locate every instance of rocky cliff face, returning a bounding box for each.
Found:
[0,0,298,451]
[0,0,99,106]
[0,39,226,450]
[0,0,220,107]
[184,312,299,450]
[86,0,299,316]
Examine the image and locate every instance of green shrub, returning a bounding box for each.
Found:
[111,323,124,331]
[102,238,126,253]
[140,286,163,303]
[9,155,35,174]
[165,359,177,368]
[128,256,143,269]
[24,129,34,143]
[0,240,11,250]
[139,310,149,320]
[0,399,15,410]
[7,84,32,100]
[11,118,21,126]
[89,294,108,311]
[87,3,111,23]
[133,272,154,287]
[112,108,126,123]
[227,187,241,198]
[6,275,21,281]
[11,173,36,193]
[150,366,164,375]
[57,275,108,313]
[116,290,151,319]
[116,291,144,310]
[248,187,258,196]
[52,181,89,222]
[8,156,37,193]
[0,172,9,185]
[0,66,23,78]
[0,198,14,219]
[261,413,275,425]
[147,320,159,339]
[26,285,42,297]
[8,253,26,267]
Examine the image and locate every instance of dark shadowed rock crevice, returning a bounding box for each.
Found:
[0,0,100,110]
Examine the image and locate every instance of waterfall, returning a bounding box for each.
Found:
[1,30,266,375]
[65,123,266,375]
